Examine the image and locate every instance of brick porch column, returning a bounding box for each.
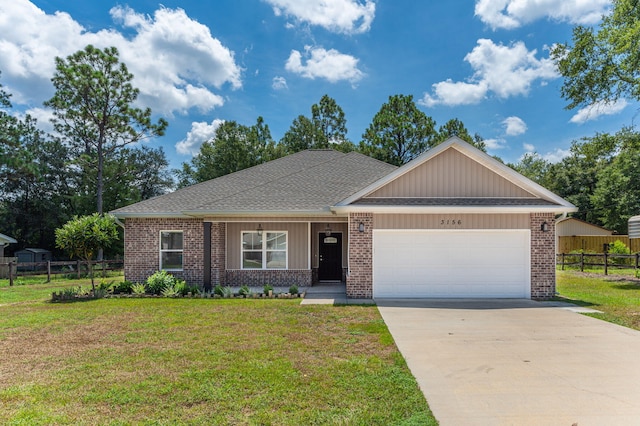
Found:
[347,213,373,298]
[211,222,226,286]
[530,213,555,299]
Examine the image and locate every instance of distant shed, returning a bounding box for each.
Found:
[15,248,52,263]
[556,217,615,253]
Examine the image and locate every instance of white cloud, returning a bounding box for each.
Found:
[272,76,288,90]
[420,39,557,107]
[285,46,364,84]
[542,148,571,163]
[0,1,241,115]
[569,99,628,124]
[484,138,507,150]
[503,116,527,136]
[475,0,610,30]
[523,143,535,152]
[264,0,375,34]
[175,119,224,155]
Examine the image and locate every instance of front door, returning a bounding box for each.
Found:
[318,233,342,281]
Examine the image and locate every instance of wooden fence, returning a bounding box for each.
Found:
[558,236,640,254]
[556,252,640,276]
[0,259,124,286]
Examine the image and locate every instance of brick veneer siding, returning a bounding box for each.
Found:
[530,213,556,299]
[124,218,204,286]
[225,269,311,287]
[211,222,226,286]
[346,213,373,298]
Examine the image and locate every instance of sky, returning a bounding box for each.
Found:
[0,0,636,170]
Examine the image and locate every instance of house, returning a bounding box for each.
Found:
[0,233,17,258]
[112,137,577,300]
[556,217,614,253]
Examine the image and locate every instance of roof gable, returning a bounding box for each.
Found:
[336,137,576,213]
[366,147,534,198]
[0,233,17,244]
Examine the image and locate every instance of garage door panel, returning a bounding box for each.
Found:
[373,230,530,298]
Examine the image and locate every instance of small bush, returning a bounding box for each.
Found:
[238,285,251,296]
[222,286,233,298]
[161,284,179,297]
[146,271,176,295]
[263,284,273,295]
[214,285,224,296]
[131,283,146,295]
[289,285,298,295]
[174,280,188,296]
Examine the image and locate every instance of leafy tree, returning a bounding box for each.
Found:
[55,213,119,289]
[551,0,640,109]
[279,95,354,153]
[591,129,640,233]
[44,45,168,214]
[177,117,278,187]
[508,152,553,189]
[360,94,436,166]
[434,118,487,151]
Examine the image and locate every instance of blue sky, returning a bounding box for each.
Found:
[0,0,635,170]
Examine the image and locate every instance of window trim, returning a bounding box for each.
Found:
[159,230,184,271]
[241,230,288,270]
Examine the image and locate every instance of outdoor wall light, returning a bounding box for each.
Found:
[358,222,365,233]
[256,224,263,236]
[325,224,332,237]
[540,221,550,232]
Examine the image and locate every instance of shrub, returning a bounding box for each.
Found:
[161,284,179,297]
[289,285,298,295]
[263,284,273,295]
[110,280,134,294]
[214,285,224,296]
[146,271,176,295]
[608,240,632,265]
[238,285,251,296]
[174,280,188,296]
[222,286,233,298]
[131,283,147,295]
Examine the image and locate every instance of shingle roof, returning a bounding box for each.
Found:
[111,150,397,217]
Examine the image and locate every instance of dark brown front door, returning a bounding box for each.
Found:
[318,233,342,281]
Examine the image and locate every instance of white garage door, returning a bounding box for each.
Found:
[373,230,530,298]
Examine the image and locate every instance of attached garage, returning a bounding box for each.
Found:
[373,230,530,298]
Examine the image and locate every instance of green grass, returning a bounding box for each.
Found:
[557,270,640,330]
[0,276,436,425]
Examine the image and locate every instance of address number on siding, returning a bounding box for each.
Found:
[440,219,462,226]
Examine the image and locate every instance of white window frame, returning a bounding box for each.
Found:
[241,230,288,270]
[159,230,184,271]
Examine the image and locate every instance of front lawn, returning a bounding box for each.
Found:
[556,270,640,330]
[0,278,435,425]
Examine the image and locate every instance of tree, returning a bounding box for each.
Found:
[177,117,278,187]
[44,45,168,214]
[551,0,640,110]
[360,94,436,166]
[434,118,487,151]
[55,213,119,289]
[591,128,640,233]
[507,152,553,188]
[279,95,354,153]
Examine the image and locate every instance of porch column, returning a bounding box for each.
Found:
[346,212,373,298]
[530,213,555,300]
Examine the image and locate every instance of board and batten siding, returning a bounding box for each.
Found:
[226,222,309,269]
[374,214,530,229]
[366,148,534,198]
[556,219,612,236]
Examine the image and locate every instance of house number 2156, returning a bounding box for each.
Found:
[440,219,462,225]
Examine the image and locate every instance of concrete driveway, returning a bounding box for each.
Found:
[377,299,640,426]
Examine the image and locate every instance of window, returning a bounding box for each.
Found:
[242,231,287,269]
[160,231,183,271]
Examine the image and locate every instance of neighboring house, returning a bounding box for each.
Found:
[556,217,614,253]
[112,137,576,300]
[0,233,17,258]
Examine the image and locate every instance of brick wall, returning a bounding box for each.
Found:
[211,222,226,285]
[346,213,373,298]
[124,218,204,286]
[530,213,556,299]
[225,269,311,287]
